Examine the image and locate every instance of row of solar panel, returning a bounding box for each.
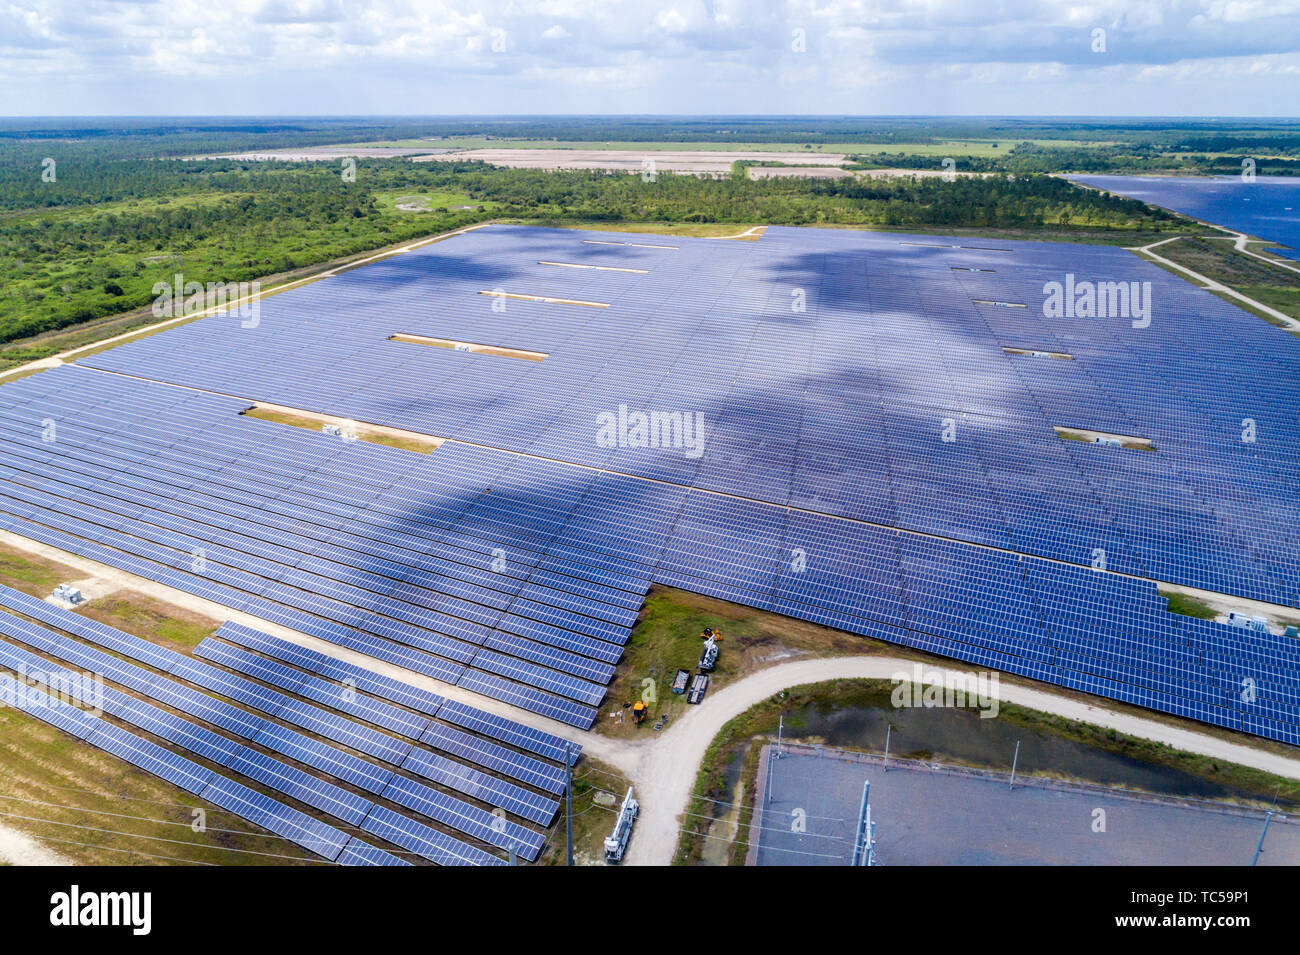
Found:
[0,648,414,865]
[0,608,548,856]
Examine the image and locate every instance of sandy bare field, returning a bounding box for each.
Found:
[417,149,848,174]
[747,166,854,180]
[858,167,990,179]
[195,146,456,161]
[0,823,72,866]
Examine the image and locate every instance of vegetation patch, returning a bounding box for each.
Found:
[0,705,320,866]
[0,542,78,597]
[242,405,443,454]
[542,757,631,866]
[78,591,220,651]
[598,586,865,740]
[1160,589,1219,620]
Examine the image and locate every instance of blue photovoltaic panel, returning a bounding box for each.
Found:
[168,657,289,714]
[114,695,245,766]
[3,219,1297,747]
[193,639,307,693]
[294,678,430,739]
[195,638,430,738]
[86,722,214,794]
[252,721,395,795]
[223,746,375,827]
[214,621,333,673]
[456,669,597,730]
[199,774,351,862]
[435,698,579,764]
[273,697,413,765]
[336,837,412,867]
[379,772,545,860]
[399,744,559,825]
[359,805,505,867]
[420,720,566,794]
[215,622,446,716]
[0,638,48,673]
[148,679,269,739]
[0,672,98,739]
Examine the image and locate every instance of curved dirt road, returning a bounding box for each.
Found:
[610,655,1300,866]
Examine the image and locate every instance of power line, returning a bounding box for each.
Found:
[675,822,848,861]
[678,804,853,843]
[0,792,304,841]
[0,809,333,864]
[9,832,220,866]
[576,760,849,821]
[0,784,432,860]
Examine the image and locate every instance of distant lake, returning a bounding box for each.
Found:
[1068,174,1300,260]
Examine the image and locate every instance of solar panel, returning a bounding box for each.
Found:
[0,673,98,739]
[252,722,395,795]
[420,720,566,794]
[359,805,505,867]
[86,722,214,794]
[379,773,545,860]
[223,747,374,827]
[336,838,412,867]
[199,774,351,862]
[435,698,579,764]
[399,745,559,825]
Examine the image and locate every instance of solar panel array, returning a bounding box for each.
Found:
[1067,175,1300,261]
[0,588,573,863]
[0,223,1296,745]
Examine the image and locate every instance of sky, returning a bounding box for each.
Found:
[2,0,1299,117]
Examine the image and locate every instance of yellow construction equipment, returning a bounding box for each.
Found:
[699,628,721,671]
[631,701,648,725]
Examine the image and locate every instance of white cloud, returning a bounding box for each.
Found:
[1,0,1296,114]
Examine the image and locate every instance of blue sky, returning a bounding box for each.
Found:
[3,0,1299,117]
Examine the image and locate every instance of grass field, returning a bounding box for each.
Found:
[1147,235,1300,327]
[0,705,328,866]
[241,406,442,454]
[371,189,494,214]
[0,544,76,597]
[79,592,220,652]
[597,586,866,740]
[1161,590,1219,620]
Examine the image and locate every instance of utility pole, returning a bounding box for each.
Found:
[767,713,785,806]
[883,724,891,772]
[1009,740,1020,790]
[1252,811,1273,867]
[851,779,875,866]
[565,741,574,867]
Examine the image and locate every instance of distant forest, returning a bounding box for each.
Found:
[4,115,1300,158]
